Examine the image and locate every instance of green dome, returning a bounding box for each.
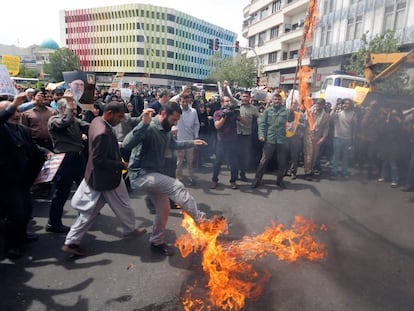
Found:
[40,39,59,49]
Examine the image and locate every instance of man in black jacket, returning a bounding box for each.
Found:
[0,93,47,259]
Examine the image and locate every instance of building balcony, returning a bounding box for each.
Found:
[283,0,309,16]
[263,56,310,73]
[279,27,303,44]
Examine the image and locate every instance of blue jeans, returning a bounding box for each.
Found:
[332,137,351,176]
[212,140,239,183]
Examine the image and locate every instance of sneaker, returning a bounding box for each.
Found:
[150,243,174,256]
[230,182,238,189]
[45,224,70,234]
[291,173,297,180]
[197,211,207,222]
[377,178,385,182]
[62,244,87,256]
[210,181,217,189]
[391,182,398,188]
[305,174,313,181]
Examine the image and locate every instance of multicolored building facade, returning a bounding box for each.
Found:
[59,3,236,87]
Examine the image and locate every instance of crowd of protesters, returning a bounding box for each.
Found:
[1,80,413,260]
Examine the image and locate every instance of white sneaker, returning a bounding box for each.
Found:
[377,178,385,182]
[391,182,398,188]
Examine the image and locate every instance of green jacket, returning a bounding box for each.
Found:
[123,116,194,179]
[258,105,292,144]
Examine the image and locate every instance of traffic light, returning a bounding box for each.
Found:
[215,38,220,51]
[209,38,214,50]
[235,40,240,52]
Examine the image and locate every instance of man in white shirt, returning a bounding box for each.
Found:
[176,94,200,186]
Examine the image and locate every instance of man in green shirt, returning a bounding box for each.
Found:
[123,102,207,256]
[251,93,293,189]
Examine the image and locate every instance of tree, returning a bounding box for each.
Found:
[43,48,80,82]
[19,64,40,78]
[207,54,257,88]
[346,30,413,95]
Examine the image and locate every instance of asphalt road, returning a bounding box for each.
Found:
[1,165,414,311]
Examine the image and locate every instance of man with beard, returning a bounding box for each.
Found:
[69,79,85,104]
[123,102,207,256]
[251,93,293,189]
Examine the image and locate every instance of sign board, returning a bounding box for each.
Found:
[0,65,18,97]
[2,55,20,76]
[280,72,314,85]
[120,87,132,101]
[34,153,66,184]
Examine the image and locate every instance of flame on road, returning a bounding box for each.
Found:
[176,214,327,310]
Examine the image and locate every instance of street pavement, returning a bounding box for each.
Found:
[1,164,414,311]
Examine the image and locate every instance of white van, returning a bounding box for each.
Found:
[312,74,366,99]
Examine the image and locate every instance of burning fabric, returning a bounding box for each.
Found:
[176,213,327,311]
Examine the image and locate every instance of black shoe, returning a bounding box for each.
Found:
[276,181,287,189]
[45,224,70,234]
[251,179,259,189]
[239,173,248,182]
[6,247,23,259]
[305,174,312,181]
[24,233,39,244]
[150,243,174,256]
[291,173,297,180]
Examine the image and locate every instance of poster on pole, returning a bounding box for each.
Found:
[0,65,18,97]
[110,72,124,90]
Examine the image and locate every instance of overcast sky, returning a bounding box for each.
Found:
[3,0,250,48]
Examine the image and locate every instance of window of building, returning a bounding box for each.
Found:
[268,51,278,63]
[270,26,279,39]
[323,0,335,15]
[326,23,333,45]
[289,50,298,59]
[248,36,255,48]
[384,0,407,31]
[260,6,269,19]
[272,0,282,13]
[258,31,266,46]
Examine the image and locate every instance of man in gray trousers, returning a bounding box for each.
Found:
[123,102,207,256]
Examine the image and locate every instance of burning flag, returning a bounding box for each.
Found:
[294,0,318,130]
[176,213,327,310]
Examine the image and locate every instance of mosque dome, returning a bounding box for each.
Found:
[40,38,59,50]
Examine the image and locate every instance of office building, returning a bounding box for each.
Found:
[60,3,236,88]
